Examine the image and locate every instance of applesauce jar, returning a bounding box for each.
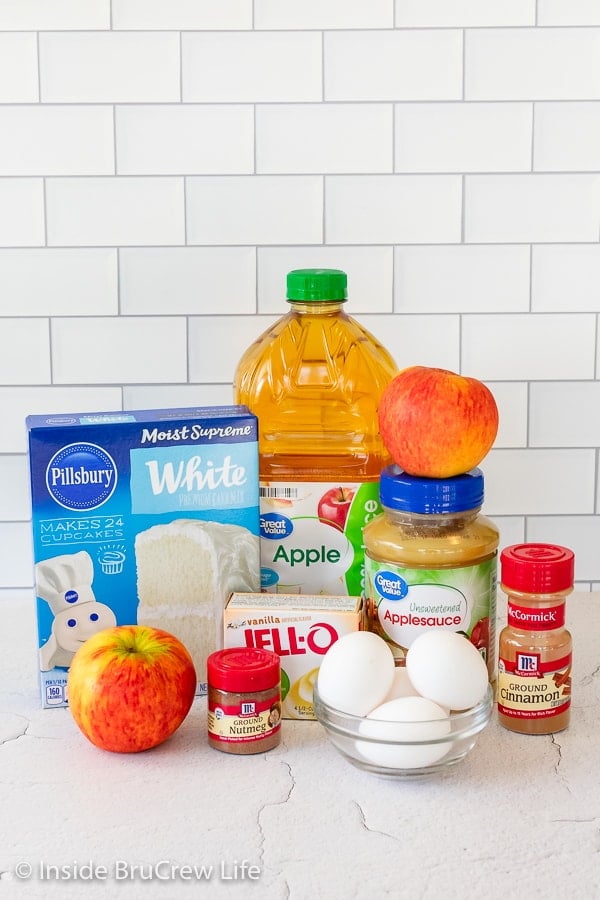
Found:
[363,465,498,681]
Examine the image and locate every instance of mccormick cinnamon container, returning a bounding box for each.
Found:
[498,543,574,735]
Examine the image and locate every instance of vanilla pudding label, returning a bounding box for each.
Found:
[27,406,260,708]
[364,557,497,669]
[224,592,362,719]
[259,480,381,596]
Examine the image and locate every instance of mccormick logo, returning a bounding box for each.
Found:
[516,653,540,675]
[46,443,117,511]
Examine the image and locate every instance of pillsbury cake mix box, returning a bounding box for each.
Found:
[26,406,260,708]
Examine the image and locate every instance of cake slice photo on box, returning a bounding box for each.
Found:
[135,519,259,692]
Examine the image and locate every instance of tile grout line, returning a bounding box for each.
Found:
[35,30,42,102]
[531,101,536,172]
[4,99,600,107]
[321,30,326,244]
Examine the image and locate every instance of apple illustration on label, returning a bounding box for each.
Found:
[469,616,490,658]
[317,487,355,532]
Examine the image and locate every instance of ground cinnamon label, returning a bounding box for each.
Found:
[497,649,571,725]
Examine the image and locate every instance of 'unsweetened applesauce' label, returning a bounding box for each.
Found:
[364,557,497,673]
[259,480,381,596]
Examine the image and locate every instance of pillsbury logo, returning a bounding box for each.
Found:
[46,443,117,511]
[374,571,408,602]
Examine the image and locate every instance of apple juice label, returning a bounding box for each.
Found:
[363,556,497,671]
[207,692,281,745]
[259,480,381,596]
[497,652,571,722]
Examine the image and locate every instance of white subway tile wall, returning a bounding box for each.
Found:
[186,175,323,245]
[51,317,188,384]
[2,8,600,589]
[0,33,39,102]
[0,1,110,30]
[46,177,185,246]
[112,1,252,31]
[0,106,114,176]
[326,175,462,244]
[324,30,463,101]
[0,179,45,246]
[465,28,600,101]
[182,32,322,102]
[116,105,255,175]
[39,32,181,103]
[0,249,118,316]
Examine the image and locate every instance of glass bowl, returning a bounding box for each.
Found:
[313,680,493,778]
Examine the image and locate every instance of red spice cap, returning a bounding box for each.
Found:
[207,648,280,693]
[500,543,574,594]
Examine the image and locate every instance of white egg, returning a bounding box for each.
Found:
[382,666,419,702]
[316,631,395,717]
[356,696,451,770]
[406,630,489,711]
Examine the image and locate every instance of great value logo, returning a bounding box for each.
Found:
[45,443,118,511]
[374,570,408,601]
[260,512,293,539]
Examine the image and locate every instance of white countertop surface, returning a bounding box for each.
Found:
[1,590,598,899]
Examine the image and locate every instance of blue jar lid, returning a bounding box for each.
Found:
[379,465,484,514]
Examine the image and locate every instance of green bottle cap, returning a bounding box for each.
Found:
[286,269,347,302]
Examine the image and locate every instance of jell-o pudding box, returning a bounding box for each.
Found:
[223,592,362,719]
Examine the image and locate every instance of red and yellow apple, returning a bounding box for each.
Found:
[378,366,499,478]
[67,625,196,753]
[317,487,355,532]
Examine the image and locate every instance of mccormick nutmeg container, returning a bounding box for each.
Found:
[234,268,397,597]
[363,466,499,681]
[498,543,574,735]
[207,648,281,754]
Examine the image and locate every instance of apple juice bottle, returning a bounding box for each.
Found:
[362,466,499,682]
[233,268,397,597]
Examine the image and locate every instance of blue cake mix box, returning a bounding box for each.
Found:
[26,406,260,708]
